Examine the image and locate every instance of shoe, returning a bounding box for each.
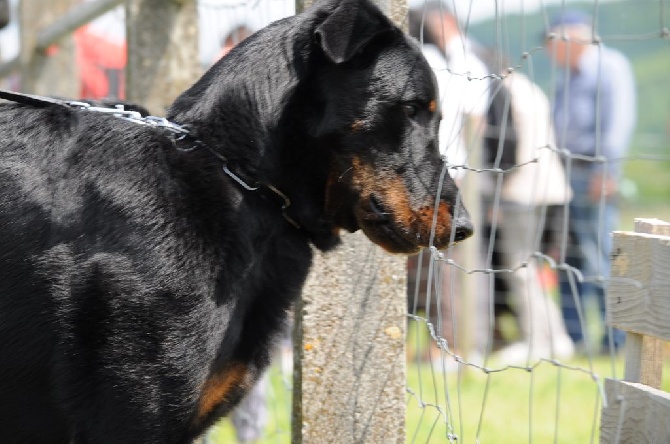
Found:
[493,338,574,366]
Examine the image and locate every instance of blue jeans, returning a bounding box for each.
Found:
[559,165,625,351]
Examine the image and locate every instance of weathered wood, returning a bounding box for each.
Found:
[623,333,664,388]
[607,231,670,341]
[125,0,200,115]
[292,1,408,442]
[600,379,670,443]
[634,218,670,237]
[19,0,80,97]
[621,218,669,388]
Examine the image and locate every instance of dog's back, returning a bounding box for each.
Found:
[0,104,201,441]
[0,104,73,442]
[0,99,312,443]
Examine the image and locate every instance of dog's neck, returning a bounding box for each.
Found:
[166,17,343,252]
[167,18,305,155]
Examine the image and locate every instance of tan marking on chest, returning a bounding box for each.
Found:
[197,363,248,419]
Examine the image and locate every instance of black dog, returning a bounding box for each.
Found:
[0,0,472,442]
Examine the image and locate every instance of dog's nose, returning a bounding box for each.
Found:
[453,218,474,242]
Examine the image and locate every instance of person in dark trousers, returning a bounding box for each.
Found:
[545,10,636,354]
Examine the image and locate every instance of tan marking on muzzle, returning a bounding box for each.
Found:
[383,175,453,243]
[351,156,453,245]
[428,99,437,113]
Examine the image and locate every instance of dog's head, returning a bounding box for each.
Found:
[305,0,473,254]
[169,0,472,255]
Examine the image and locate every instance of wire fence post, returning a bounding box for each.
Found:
[292,2,408,443]
[125,0,200,114]
[19,0,80,96]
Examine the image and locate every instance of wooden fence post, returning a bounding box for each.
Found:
[125,0,200,114]
[600,218,670,443]
[292,1,408,443]
[621,218,670,388]
[19,0,80,96]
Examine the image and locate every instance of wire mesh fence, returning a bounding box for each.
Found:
[405,1,670,442]
[1,0,669,442]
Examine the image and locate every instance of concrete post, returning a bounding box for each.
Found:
[125,0,200,115]
[293,233,407,443]
[292,1,408,442]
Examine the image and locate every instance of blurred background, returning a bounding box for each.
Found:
[1,0,668,443]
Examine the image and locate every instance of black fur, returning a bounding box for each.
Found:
[0,0,471,442]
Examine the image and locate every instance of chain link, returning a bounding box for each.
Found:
[65,101,192,139]
[65,100,300,229]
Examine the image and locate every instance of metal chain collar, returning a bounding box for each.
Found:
[65,100,300,229]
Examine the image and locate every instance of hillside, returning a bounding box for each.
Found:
[466,1,670,202]
[467,1,670,147]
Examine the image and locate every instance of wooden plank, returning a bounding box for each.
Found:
[623,334,664,388]
[622,218,668,388]
[607,231,670,341]
[600,379,670,443]
[634,217,670,237]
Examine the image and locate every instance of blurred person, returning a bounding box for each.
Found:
[407,1,489,364]
[214,24,253,61]
[230,373,269,444]
[411,0,489,170]
[480,65,575,363]
[0,0,9,30]
[544,11,636,353]
[74,25,126,99]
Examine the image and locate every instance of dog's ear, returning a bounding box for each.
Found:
[315,0,396,64]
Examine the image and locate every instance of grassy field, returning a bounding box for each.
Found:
[206,206,670,443]
[405,356,653,444]
[205,348,670,443]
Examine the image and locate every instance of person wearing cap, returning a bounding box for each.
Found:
[410,0,489,175]
[544,10,636,353]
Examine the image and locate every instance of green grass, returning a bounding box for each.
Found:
[204,347,670,444]
[204,198,670,443]
[406,350,670,444]
[618,200,670,232]
[206,363,292,443]
[406,358,621,444]
[622,161,670,208]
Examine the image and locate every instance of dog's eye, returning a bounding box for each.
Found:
[403,104,418,118]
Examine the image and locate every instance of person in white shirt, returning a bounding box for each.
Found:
[482,68,575,363]
[407,1,489,366]
[414,1,489,177]
[409,2,574,366]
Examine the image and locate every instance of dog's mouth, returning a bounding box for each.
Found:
[364,195,420,252]
[357,194,470,254]
[326,156,473,253]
